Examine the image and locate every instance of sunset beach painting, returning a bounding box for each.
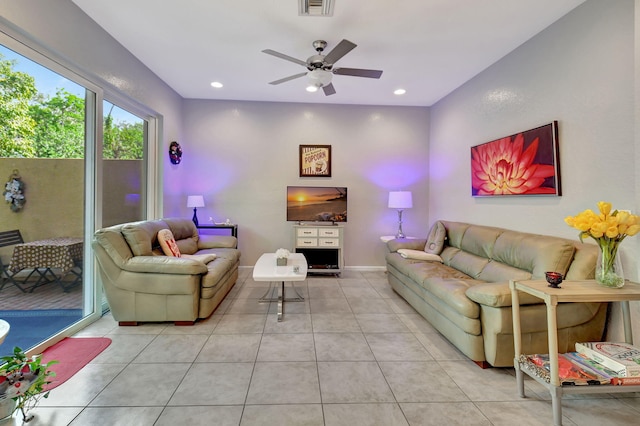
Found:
[287,186,347,222]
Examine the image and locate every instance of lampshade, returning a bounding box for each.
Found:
[388,191,413,209]
[187,195,205,208]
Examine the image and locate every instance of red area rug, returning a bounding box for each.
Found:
[40,337,111,391]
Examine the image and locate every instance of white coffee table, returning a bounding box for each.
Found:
[253,253,308,321]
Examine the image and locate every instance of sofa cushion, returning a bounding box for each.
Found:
[197,247,241,264]
[458,225,501,259]
[444,248,490,279]
[164,217,200,254]
[398,249,443,262]
[466,282,543,307]
[476,260,531,283]
[386,251,471,283]
[492,231,575,279]
[122,220,169,256]
[158,229,181,257]
[422,277,482,319]
[182,253,217,264]
[424,221,446,254]
[565,242,598,280]
[198,235,238,249]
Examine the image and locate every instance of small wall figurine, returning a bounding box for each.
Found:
[169,141,182,164]
[3,169,25,212]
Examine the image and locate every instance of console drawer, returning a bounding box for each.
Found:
[319,238,339,247]
[297,238,318,247]
[297,228,318,237]
[319,228,340,237]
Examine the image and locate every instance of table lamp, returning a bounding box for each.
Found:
[187,195,205,227]
[388,191,413,238]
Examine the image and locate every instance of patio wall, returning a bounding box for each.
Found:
[0,158,141,260]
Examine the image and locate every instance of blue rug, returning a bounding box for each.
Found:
[0,309,82,356]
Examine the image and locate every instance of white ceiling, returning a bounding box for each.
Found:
[71,0,586,107]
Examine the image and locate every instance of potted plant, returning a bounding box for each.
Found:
[275,248,290,266]
[0,346,57,423]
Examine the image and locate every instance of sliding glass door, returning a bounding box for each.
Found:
[102,101,146,227]
[0,36,153,354]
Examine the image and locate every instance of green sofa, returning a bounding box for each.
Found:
[93,217,240,325]
[385,220,607,367]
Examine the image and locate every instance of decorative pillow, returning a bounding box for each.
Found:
[157,229,181,257]
[397,249,443,263]
[424,221,447,254]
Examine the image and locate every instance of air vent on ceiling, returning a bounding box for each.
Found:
[299,0,334,17]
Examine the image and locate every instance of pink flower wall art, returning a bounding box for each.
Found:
[471,121,561,196]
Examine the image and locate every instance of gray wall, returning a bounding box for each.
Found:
[0,0,184,188]
[429,0,639,341]
[166,100,430,267]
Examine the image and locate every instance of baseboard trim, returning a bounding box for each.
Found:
[344,266,387,272]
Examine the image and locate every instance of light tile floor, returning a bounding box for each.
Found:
[13,269,640,425]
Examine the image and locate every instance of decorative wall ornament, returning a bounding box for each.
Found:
[299,145,331,177]
[3,169,26,212]
[169,141,182,164]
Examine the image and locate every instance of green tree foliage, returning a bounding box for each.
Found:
[0,54,37,157]
[104,105,144,159]
[30,89,85,158]
[0,52,144,159]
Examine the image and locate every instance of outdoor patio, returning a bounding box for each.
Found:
[0,276,83,311]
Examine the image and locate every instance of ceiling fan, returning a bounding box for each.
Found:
[262,39,383,96]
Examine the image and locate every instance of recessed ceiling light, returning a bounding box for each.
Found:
[394,89,406,95]
[210,81,223,88]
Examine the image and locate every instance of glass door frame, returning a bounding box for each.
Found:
[0,26,162,353]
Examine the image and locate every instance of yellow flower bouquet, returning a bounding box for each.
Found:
[565,202,640,288]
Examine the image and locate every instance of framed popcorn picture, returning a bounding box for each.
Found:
[471,121,561,196]
[299,145,332,177]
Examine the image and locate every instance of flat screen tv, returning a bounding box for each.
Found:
[287,186,347,223]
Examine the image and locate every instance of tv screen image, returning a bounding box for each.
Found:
[287,186,347,222]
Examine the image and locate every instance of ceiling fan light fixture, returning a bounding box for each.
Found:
[306,85,320,93]
[299,0,334,17]
[307,69,332,89]
[394,88,406,95]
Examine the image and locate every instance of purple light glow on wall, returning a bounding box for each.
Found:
[124,193,140,206]
[366,159,426,189]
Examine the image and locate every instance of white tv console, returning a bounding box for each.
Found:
[293,224,344,276]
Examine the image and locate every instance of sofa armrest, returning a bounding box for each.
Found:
[386,238,427,253]
[198,235,238,249]
[123,256,209,275]
[465,282,544,307]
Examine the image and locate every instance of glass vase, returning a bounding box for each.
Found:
[0,397,16,421]
[595,246,624,288]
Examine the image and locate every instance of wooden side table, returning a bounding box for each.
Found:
[510,279,640,426]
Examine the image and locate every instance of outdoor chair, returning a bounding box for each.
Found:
[0,230,43,293]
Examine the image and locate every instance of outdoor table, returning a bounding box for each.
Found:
[8,237,83,292]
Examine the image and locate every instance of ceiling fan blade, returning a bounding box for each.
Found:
[323,39,357,65]
[333,68,383,79]
[268,72,307,85]
[322,83,336,96]
[262,49,308,67]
